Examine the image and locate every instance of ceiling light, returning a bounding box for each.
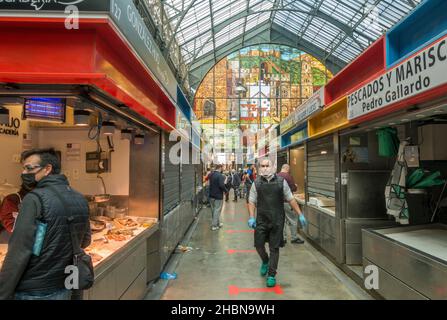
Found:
[401,119,410,122]
[102,121,116,135]
[321,150,327,155]
[434,110,444,114]
[415,114,426,118]
[0,107,9,125]
[120,128,133,140]
[73,109,91,126]
[134,133,145,145]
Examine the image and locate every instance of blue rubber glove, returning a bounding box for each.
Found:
[298,214,307,228]
[248,217,256,229]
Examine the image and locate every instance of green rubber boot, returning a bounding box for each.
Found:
[266,276,276,287]
[260,262,269,276]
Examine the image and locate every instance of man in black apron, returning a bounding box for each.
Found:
[248,158,307,287]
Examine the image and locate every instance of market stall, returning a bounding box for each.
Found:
[345,16,447,297]
[346,100,447,299]
[279,89,326,205]
[304,97,349,263]
[0,97,161,299]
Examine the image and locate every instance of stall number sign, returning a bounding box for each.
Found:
[348,36,447,120]
[294,88,325,123]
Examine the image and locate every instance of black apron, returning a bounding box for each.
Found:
[254,175,285,249]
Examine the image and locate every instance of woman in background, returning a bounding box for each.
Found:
[0,186,29,234]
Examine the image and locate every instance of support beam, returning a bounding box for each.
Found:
[166,0,199,52]
[324,0,382,60]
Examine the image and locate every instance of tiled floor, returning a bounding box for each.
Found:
[150,197,372,300]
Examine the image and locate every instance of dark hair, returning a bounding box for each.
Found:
[21,148,61,174]
[215,164,222,170]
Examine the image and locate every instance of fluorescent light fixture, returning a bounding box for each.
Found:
[120,128,132,140]
[102,121,116,135]
[73,109,91,126]
[0,107,9,125]
[134,133,145,145]
[321,150,328,155]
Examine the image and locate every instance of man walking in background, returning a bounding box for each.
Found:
[230,169,241,202]
[208,164,227,231]
[277,164,305,245]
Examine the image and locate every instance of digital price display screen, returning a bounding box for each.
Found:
[23,98,66,123]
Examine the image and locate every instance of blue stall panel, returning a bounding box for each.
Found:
[387,0,447,68]
[281,123,308,148]
[177,86,191,122]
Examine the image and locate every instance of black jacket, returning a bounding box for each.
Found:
[230,173,241,187]
[0,175,91,299]
[209,171,227,200]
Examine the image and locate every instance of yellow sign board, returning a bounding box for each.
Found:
[308,97,349,138]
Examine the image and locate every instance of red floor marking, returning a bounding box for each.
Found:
[225,230,254,234]
[228,285,284,295]
[226,249,257,254]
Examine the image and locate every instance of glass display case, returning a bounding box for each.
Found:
[86,216,157,267]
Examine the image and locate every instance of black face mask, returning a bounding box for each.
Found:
[21,173,39,190]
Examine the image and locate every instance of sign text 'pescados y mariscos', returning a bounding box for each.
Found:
[348,37,447,120]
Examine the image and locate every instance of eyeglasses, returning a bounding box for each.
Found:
[23,164,42,172]
[260,165,270,168]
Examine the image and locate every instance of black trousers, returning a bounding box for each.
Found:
[232,186,240,200]
[254,219,284,277]
[256,245,280,277]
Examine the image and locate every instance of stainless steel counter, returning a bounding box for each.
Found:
[307,204,336,217]
[363,224,447,300]
[304,204,343,263]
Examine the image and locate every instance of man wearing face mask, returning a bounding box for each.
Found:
[248,158,307,288]
[0,148,91,300]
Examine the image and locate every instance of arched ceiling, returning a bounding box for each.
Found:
[160,0,422,91]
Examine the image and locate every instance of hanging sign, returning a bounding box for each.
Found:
[110,0,178,101]
[0,0,110,11]
[280,88,325,135]
[348,36,447,120]
[0,117,20,137]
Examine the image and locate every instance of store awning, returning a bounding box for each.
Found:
[0,15,177,131]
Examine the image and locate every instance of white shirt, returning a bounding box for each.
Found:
[248,175,294,205]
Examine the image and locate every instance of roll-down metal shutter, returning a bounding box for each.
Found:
[307,135,335,198]
[163,133,180,214]
[181,144,195,201]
